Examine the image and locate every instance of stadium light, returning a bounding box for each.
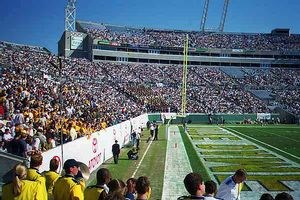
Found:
[49,57,64,165]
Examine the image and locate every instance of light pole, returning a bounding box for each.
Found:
[49,57,64,165]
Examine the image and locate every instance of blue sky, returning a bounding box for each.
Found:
[1,0,300,53]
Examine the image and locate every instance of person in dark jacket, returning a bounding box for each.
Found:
[127,148,138,160]
[112,140,120,164]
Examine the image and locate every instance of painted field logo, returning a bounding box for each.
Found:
[188,126,300,199]
[92,138,98,153]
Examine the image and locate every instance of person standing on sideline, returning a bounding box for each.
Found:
[216,169,247,200]
[136,130,141,150]
[147,123,155,143]
[154,123,159,140]
[150,123,154,138]
[131,131,137,147]
[53,159,84,200]
[112,140,120,164]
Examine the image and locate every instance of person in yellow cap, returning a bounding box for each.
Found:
[84,168,111,200]
[53,159,84,200]
[42,158,60,197]
[2,163,44,200]
[27,152,48,200]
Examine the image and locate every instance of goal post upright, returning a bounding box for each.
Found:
[180,34,188,118]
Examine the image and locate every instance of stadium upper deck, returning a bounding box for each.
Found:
[77,21,300,51]
[58,21,300,68]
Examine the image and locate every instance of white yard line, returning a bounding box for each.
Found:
[226,127,300,160]
[250,128,300,143]
[131,139,153,178]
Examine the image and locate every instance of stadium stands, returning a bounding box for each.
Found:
[0,35,299,156]
[219,67,245,79]
[78,22,300,51]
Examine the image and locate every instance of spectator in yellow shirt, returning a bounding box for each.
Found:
[2,163,44,200]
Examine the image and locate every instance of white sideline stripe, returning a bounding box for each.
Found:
[251,128,300,143]
[225,127,300,160]
[131,139,153,178]
[162,127,170,185]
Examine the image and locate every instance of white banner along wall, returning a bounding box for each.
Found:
[40,114,148,173]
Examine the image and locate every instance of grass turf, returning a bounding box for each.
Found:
[89,125,167,200]
[224,125,300,163]
[216,174,300,191]
[178,126,210,181]
[188,125,300,191]
[201,150,274,157]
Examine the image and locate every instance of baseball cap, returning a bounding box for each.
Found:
[63,159,79,170]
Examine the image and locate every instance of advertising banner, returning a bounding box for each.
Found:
[70,36,83,50]
[40,114,148,173]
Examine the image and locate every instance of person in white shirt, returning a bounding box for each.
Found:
[3,128,13,142]
[70,126,77,141]
[136,131,141,150]
[150,123,155,136]
[216,169,247,200]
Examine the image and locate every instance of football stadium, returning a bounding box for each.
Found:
[0,0,300,199]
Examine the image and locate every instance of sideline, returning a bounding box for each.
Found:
[131,139,153,178]
[225,127,300,161]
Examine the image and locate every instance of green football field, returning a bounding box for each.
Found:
[89,124,300,199]
[224,125,300,163]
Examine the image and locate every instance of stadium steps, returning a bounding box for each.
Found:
[249,90,275,100]
[219,67,245,79]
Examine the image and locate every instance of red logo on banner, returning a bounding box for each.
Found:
[52,156,62,172]
[92,138,98,153]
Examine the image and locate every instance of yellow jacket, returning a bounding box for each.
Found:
[42,171,60,195]
[2,180,44,200]
[84,185,105,200]
[53,175,84,200]
[27,168,48,200]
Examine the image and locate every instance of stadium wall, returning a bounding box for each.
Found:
[92,49,300,68]
[40,114,148,173]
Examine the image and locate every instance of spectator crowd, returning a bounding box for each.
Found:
[83,24,300,51]
[0,39,299,157]
[2,157,295,200]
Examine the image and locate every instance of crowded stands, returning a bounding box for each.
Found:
[80,22,300,51]
[0,39,299,157]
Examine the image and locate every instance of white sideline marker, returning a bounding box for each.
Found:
[131,139,153,178]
